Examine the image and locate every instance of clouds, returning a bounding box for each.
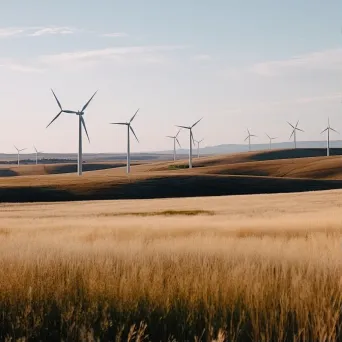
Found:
[192,54,212,62]
[39,45,187,68]
[249,49,342,77]
[0,58,44,73]
[0,26,130,39]
[0,26,78,38]
[101,32,129,38]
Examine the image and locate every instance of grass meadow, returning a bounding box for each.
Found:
[0,190,341,341]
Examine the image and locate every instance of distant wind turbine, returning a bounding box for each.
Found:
[166,129,181,161]
[110,109,140,174]
[176,118,203,168]
[194,138,204,158]
[33,146,43,165]
[265,133,277,150]
[245,129,256,152]
[321,118,338,156]
[47,89,97,176]
[14,145,26,167]
[288,121,304,149]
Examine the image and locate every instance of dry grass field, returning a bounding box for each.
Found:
[0,190,341,341]
[2,149,342,202]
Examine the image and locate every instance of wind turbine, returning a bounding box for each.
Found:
[265,133,277,150]
[14,146,26,167]
[47,89,97,176]
[176,118,203,168]
[321,118,338,156]
[194,138,204,158]
[110,109,140,174]
[166,129,181,161]
[245,129,256,152]
[288,121,304,149]
[33,146,43,165]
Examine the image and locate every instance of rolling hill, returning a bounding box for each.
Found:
[1,148,342,202]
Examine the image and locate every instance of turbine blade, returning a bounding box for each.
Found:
[266,133,270,139]
[321,127,328,134]
[176,137,181,148]
[330,127,339,134]
[199,139,204,143]
[81,116,90,143]
[81,90,98,112]
[289,130,294,140]
[176,129,181,137]
[295,120,299,128]
[110,122,127,125]
[33,146,38,153]
[287,121,295,129]
[13,145,19,152]
[296,128,304,132]
[63,110,78,114]
[191,130,195,146]
[130,126,139,143]
[166,136,174,139]
[176,125,190,129]
[244,136,249,142]
[20,148,27,152]
[130,108,140,123]
[191,117,203,128]
[46,111,62,128]
[51,89,62,110]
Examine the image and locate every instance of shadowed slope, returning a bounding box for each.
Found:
[0,162,137,176]
[1,172,342,202]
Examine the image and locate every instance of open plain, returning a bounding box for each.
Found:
[0,169,341,340]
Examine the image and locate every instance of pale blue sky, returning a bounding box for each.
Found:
[0,1,341,153]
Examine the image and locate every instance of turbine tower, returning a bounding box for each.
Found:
[166,129,181,161]
[194,138,204,158]
[14,145,26,167]
[288,121,304,149]
[245,129,256,152]
[176,118,203,169]
[321,118,338,156]
[47,89,97,176]
[33,146,43,165]
[265,133,277,150]
[110,109,140,174]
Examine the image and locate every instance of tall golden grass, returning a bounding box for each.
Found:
[0,191,341,341]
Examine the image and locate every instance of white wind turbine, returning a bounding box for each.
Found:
[288,121,304,149]
[33,146,43,165]
[14,145,26,167]
[321,118,338,156]
[47,89,97,176]
[166,129,181,161]
[194,138,204,158]
[110,109,140,174]
[245,129,256,152]
[265,133,277,150]
[176,118,203,168]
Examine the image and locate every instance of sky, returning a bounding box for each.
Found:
[0,0,341,153]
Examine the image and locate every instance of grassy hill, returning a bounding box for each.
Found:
[1,148,342,202]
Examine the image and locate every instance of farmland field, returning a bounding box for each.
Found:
[0,189,341,341]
